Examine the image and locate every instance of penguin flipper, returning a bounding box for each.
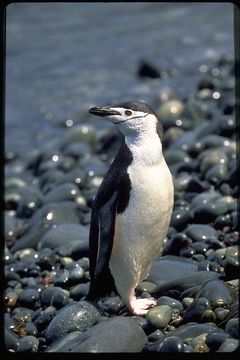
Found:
[88,190,119,299]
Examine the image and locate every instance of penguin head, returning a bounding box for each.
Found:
[89,101,163,141]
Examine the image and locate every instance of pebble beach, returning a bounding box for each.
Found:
[4,3,239,353]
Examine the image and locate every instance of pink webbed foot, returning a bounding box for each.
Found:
[129,297,157,316]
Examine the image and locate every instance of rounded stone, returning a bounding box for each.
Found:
[45,300,103,343]
[16,335,39,352]
[225,318,239,338]
[195,279,234,308]
[159,336,184,352]
[182,297,211,322]
[70,283,89,300]
[146,305,173,329]
[158,99,184,120]
[46,316,147,353]
[41,286,70,306]
[18,288,40,308]
[157,296,183,312]
[42,183,81,204]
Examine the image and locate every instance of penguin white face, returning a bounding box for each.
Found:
[89,101,163,139]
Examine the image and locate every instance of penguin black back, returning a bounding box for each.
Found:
[87,141,133,299]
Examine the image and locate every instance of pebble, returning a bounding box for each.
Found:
[45,300,103,343]
[42,183,81,203]
[18,288,40,308]
[157,296,183,312]
[16,335,39,352]
[195,279,234,308]
[182,297,211,322]
[38,223,89,253]
[46,316,147,352]
[146,305,173,329]
[225,318,239,339]
[11,201,82,251]
[41,287,70,306]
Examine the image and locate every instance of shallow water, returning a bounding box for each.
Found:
[5,2,234,158]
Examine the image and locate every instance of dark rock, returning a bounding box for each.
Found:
[46,316,147,352]
[182,297,211,323]
[146,305,173,329]
[41,287,70,306]
[225,318,239,339]
[70,283,89,300]
[16,335,39,352]
[165,322,223,340]
[185,224,218,242]
[216,338,239,352]
[158,336,184,352]
[138,60,161,78]
[18,288,40,308]
[4,328,20,351]
[11,202,82,251]
[45,300,103,343]
[162,233,191,256]
[195,279,234,308]
[157,296,183,312]
[205,332,230,351]
[147,255,198,285]
[42,183,81,204]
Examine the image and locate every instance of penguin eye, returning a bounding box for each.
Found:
[125,110,132,116]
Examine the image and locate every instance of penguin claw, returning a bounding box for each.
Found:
[129,298,157,316]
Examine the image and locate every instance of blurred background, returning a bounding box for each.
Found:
[5,2,234,160]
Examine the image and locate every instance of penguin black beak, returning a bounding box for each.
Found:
[89,106,121,117]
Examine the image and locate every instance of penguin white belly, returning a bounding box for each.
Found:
[109,156,174,300]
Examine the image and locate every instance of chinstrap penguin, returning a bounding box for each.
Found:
[87,100,174,315]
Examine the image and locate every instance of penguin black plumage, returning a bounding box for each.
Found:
[87,101,174,315]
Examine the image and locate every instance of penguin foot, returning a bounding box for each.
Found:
[129,297,157,316]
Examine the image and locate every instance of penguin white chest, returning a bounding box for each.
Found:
[110,137,174,284]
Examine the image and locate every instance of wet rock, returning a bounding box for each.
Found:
[216,338,239,352]
[42,183,81,204]
[46,317,147,352]
[195,279,234,308]
[151,269,221,297]
[70,283,89,300]
[158,99,184,120]
[5,212,28,246]
[18,288,40,308]
[41,287,70,306]
[225,318,239,338]
[147,329,164,342]
[4,328,20,351]
[185,224,218,242]
[158,336,184,352]
[38,224,89,254]
[182,298,211,323]
[11,201,83,251]
[16,335,39,352]
[146,305,173,329]
[35,248,57,270]
[4,291,18,307]
[170,209,192,231]
[147,256,198,285]
[137,60,161,78]
[157,296,183,312]
[45,300,103,343]
[50,290,70,309]
[98,296,125,315]
[166,323,223,341]
[62,142,92,159]
[61,124,96,148]
[162,233,191,256]
[205,332,230,351]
